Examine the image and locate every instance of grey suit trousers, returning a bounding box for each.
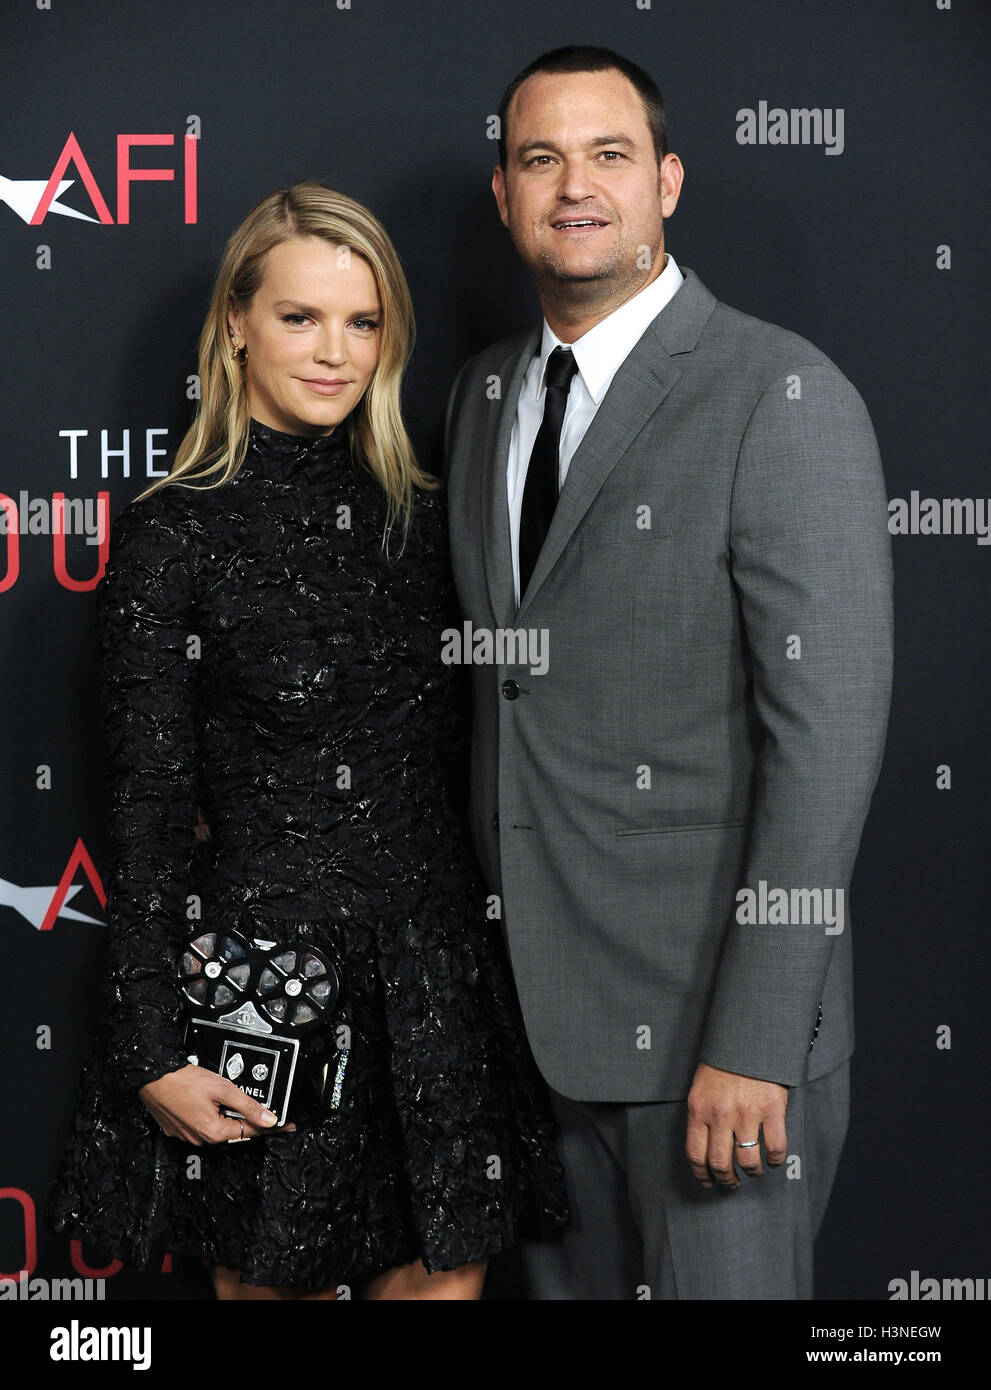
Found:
[520,1060,850,1300]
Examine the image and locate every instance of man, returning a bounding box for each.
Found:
[443,45,893,1299]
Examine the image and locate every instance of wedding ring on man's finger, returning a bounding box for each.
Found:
[735,1138,761,1148]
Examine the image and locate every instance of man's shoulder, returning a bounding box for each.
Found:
[698,277,847,387]
[683,276,876,444]
[448,269,858,412]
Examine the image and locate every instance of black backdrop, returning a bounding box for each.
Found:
[1,0,988,1302]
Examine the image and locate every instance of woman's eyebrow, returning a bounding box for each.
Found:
[272,299,381,317]
[273,299,322,314]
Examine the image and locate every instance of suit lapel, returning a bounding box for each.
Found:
[480,266,717,625]
[481,325,539,628]
[516,354,683,620]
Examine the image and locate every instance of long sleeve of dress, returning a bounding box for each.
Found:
[96,496,201,1094]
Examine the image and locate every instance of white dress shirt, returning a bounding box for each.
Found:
[508,252,685,606]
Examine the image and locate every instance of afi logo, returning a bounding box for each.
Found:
[1,120,199,225]
[0,839,106,932]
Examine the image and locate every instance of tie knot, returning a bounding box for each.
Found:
[544,345,579,395]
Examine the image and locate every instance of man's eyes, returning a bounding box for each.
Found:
[524,150,626,166]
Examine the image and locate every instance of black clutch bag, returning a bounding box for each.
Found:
[176,925,349,1127]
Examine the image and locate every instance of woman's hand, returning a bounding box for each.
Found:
[138,1065,296,1145]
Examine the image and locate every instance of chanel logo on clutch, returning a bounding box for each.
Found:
[177,927,349,1127]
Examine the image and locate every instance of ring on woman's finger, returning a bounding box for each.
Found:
[227,1115,250,1144]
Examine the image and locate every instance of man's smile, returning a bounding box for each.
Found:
[550,215,611,232]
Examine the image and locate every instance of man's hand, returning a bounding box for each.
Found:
[138,1064,295,1145]
[685,1062,788,1189]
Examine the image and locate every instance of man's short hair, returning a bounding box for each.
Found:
[497,45,668,169]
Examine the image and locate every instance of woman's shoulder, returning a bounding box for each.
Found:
[108,478,216,554]
[101,481,213,609]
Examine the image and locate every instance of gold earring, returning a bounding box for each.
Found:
[230,340,246,363]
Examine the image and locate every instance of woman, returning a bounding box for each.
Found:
[47,181,569,1300]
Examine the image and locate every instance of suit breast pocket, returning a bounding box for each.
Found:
[578,526,675,550]
[577,528,678,615]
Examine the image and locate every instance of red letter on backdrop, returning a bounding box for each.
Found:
[184,133,197,223]
[30,133,114,225]
[52,491,110,592]
[40,838,107,933]
[0,495,19,593]
[70,1241,123,1280]
[116,135,175,224]
[0,1188,37,1280]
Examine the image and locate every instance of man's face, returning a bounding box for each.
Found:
[492,68,679,293]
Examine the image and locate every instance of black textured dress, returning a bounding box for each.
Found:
[47,418,569,1291]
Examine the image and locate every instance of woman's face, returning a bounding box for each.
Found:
[227,235,382,438]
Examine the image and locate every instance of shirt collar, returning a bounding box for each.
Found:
[535,252,685,403]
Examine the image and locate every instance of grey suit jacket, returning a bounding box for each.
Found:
[443,266,893,1102]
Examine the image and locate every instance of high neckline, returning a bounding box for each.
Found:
[244,417,349,481]
[248,417,347,457]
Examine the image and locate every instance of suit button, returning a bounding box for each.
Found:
[502,679,520,700]
[492,812,500,831]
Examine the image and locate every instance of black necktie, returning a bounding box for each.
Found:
[519,346,579,600]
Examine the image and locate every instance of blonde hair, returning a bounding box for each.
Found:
[136,181,438,555]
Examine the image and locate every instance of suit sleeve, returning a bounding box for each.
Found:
[442,359,472,483]
[96,498,201,1093]
[699,365,893,1085]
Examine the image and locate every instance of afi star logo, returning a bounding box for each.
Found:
[0,124,200,224]
[0,839,106,932]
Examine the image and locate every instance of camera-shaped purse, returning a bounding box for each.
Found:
[177,926,349,1127]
